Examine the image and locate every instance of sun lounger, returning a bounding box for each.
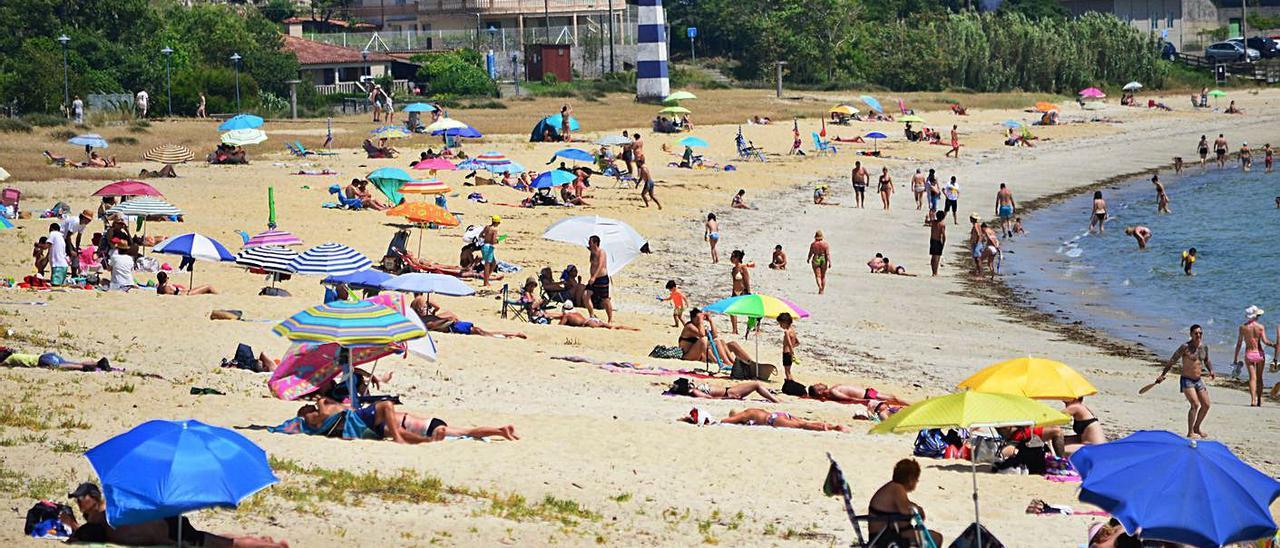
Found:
[812,133,838,156]
[327,185,363,209]
[294,140,336,156]
[43,151,75,167]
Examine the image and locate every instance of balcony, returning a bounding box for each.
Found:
[352,0,617,18]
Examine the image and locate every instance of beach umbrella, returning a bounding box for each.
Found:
[370,125,411,140]
[365,292,436,362]
[957,356,1097,400]
[865,131,887,152]
[85,419,277,530]
[594,135,633,146]
[1079,87,1106,98]
[142,144,194,164]
[1123,81,1143,91]
[93,180,162,198]
[324,269,393,292]
[542,215,647,276]
[235,245,298,274]
[829,105,857,115]
[1035,102,1059,112]
[552,148,595,162]
[68,134,108,149]
[0,167,9,181]
[268,341,404,400]
[218,114,264,132]
[381,273,475,296]
[859,95,883,113]
[399,179,450,196]
[221,128,267,146]
[367,166,419,205]
[658,106,691,115]
[289,243,372,277]
[244,229,302,248]
[663,90,697,102]
[108,196,181,217]
[386,202,457,226]
[425,117,469,132]
[677,136,709,148]
[430,125,482,139]
[402,102,437,113]
[152,232,235,287]
[1072,430,1280,546]
[1001,120,1024,128]
[411,157,457,171]
[544,113,581,132]
[703,293,810,359]
[1207,89,1227,97]
[898,114,925,123]
[872,391,1070,545]
[474,151,524,174]
[531,170,575,189]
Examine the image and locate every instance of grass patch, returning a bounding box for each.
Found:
[57,417,92,430]
[462,99,507,109]
[0,463,64,499]
[23,113,69,127]
[104,383,135,393]
[0,118,33,133]
[49,129,78,141]
[51,440,88,454]
[108,136,138,145]
[611,492,632,503]
[0,406,50,430]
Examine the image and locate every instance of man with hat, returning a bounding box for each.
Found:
[61,482,107,540]
[60,209,93,277]
[480,215,501,287]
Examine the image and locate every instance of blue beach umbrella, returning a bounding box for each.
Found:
[85,419,278,527]
[380,272,476,296]
[531,169,576,189]
[552,148,595,162]
[218,114,264,132]
[68,134,108,149]
[1072,430,1280,546]
[859,95,883,113]
[865,131,887,152]
[431,125,483,139]
[151,232,235,287]
[1001,120,1024,128]
[544,113,581,131]
[324,269,393,291]
[289,243,373,277]
[677,136,709,148]
[402,102,437,113]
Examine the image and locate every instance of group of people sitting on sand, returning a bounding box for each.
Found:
[903,122,940,144]
[362,138,399,158]
[207,143,247,164]
[343,178,390,210]
[515,277,638,330]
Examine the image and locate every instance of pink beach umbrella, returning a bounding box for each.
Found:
[244,229,303,248]
[1079,87,1106,98]
[267,342,404,400]
[411,158,457,171]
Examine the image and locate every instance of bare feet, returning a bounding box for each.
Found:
[500,425,520,441]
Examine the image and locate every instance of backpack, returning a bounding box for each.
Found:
[781,379,807,397]
[913,429,948,459]
[24,501,68,535]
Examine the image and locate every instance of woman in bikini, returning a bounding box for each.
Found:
[1062,396,1106,455]
[878,167,894,210]
[1234,305,1273,407]
[155,271,217,296]
[682,407,848,432]
[728,249,753,334]
[677,309,756,366]
[807,231,830,295]
[1089,191,1107,233]
[666,378,778,403]
[1197,135,1210,168]
[704,213,720,264]
[910,169,926,210]
[867,459,944,546]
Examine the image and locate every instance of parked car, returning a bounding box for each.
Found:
[1205,41,1260,62]
[1245,37,1279,58]
[1160,41,1178,61]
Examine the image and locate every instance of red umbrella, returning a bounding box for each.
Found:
[93,180,163,197]
[267,342,404,400]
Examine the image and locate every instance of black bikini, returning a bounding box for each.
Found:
[1072,417,1098,436]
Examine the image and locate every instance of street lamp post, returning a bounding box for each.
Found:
[511,52,520,96]
[775,61,788,99]
[58,34,70,115]
[161,47,173,117]
[230,53,242,111]
[607,0,615,73]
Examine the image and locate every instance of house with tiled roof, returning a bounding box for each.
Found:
[281,33,420,94]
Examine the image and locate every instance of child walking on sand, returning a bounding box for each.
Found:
[661,280,687,328]
[779,313,799,380]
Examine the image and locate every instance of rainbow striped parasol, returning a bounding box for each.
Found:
[273,300,425,346]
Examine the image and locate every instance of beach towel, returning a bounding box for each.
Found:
[553,355,717,379]
[269,409,378,440]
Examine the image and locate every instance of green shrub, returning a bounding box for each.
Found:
[0,118,32,133]
[412,50,498,98]
[108,136,138,145]
[23,114,68,127]
[463,99,507,109]
[542,73,559,85]
[49,129,78,141]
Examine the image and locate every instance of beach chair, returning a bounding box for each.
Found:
[285,142,305,157]
[812,132,838,156]
[736,136,766,162]
[1,188,19,216]
[43,151,73,167]
[296,140,337,156]
[327,185,363,209]
[499,284,532,322]
[824,453,938,548]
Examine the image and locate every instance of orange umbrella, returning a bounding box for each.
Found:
[386,202,459,226]
[1035,101,1059,112]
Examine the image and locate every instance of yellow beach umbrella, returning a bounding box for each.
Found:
[957,356,1097,400]
[658,106,691,115]
[829,105,857,115]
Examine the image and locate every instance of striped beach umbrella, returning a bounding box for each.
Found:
[152,232,235,287]
[288,243,372,277]
[221,129,267,146]
[218,114,264,132]
[703,294,809,319]
[475,151,524,174]
[370,125,412,140]
[109,197,181,217]
[143,144,194,164]
[235,245,298,274]
[268,341,405,400]
[244,229,303,248]
[411,158,457,171]
[274,300,425,346]
[94,180,162,198]
[399,179,450,196]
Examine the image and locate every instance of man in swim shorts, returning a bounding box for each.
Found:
[968,214,986,276]
[851,161,869,209]
[584,235,613,323]
[1234,305,1273,407]
[1155,324,1214,438]
[480,215,500,287]
[994,183,1016,238]
[928,211,947,276]
[1214,134,1228,168]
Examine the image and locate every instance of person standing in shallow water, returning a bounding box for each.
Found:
[1152,174,1170,214]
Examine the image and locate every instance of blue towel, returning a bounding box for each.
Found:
[269,409,377,440]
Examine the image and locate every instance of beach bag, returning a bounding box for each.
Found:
[948,523,1004,548]
[970,436,1005,465]
[782,379,807,397]
[914,429,948,458]
[228,343,256,370]
[648,345,684,360]
[24,501,67,535]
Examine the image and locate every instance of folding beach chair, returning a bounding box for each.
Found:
[812,132,839,156]
[499,284,532,322]
[296,140,337,156]
[736,131,766,162]
[824,453,938,548]
[1,188,20,216]
[284,142,305,157]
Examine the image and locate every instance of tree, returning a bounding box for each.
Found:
[309,0,355,24]
[998,0,1068,20]
[261,0,297,23]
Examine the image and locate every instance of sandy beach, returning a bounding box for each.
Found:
[2,88,1279,546]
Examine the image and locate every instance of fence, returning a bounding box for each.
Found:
[1176,53,1280,83]
[314,80,414,96]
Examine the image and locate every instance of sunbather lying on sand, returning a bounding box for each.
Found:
[806,383,910,406]
[83,151,117,168]
[680,407,848,432]
[299,398,518,443]
[155,271,217,295]
[666,378,778,403]
[541,306,640,331]
[412,294,527,338]
[0,346,111,372]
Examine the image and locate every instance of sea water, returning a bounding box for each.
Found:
[1003,165,1280,361]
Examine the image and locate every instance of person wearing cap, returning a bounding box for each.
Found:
[480,215,501,287]
[62,481,290,546]
[1234,305,1273,407]
[62,482,107,540]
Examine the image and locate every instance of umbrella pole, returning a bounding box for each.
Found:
[189,264,195,289]
[176,513,182,548]
[418,226,424,258]
[342,348,359,407]
[971,447,982,546]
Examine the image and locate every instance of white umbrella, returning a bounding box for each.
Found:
[221,129,268,146]
[0,167,10,181]
[425,118,468,132]
[1123,81,1143,91]
[542,216,648,276]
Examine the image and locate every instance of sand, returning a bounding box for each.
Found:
[1,88,1279,546]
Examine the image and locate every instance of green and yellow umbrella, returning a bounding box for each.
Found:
[702,294,808,319]
[659,106,691,115]
[898,114,925,124]
[957,356,1097,401]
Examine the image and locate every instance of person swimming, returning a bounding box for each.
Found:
[1181,247,1197,275]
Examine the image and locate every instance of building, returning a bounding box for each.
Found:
[1059,1,1280,51]
[281,33,420,94]
[345,0,629,48]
